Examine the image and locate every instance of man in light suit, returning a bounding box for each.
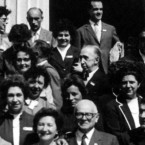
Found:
[76,0,121,74]
[67,99,119,145]
[27,7,56,46]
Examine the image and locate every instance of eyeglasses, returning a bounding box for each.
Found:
[28,17,41,21]
[75,112,98,120]
[0,17,8,22]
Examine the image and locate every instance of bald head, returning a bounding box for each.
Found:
[75,99,98,113]
[74,99,99,133]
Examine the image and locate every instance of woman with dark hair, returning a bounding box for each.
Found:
[1,23,32,78]
[49,19,80,81]
[61,74,87,133]
[13,45,36,74]
[25,108,63,145]
[104,60,145,145]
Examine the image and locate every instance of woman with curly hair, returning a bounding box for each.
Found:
[104,60,145,145]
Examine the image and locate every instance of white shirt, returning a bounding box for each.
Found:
[127,97,140,128]
[31,28,41,43]
[84,67,99,85]
[90,20,102,42]
[76,128,95,145]
[12,113,22,145]
[57,44,71,61]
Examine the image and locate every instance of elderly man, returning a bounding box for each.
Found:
[0,6,11,51]
[67,99,119,145]
[0,74,33,145]
[74,45,110,108]
[27,7,55,46]
[75,0,122,74]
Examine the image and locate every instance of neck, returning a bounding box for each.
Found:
[39,139,53,145]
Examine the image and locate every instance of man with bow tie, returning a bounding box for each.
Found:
[73,45,110,111]
[67,99,119,145]
[75,0,122,74]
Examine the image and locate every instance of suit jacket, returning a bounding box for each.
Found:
[76,22,119,74]
[0,111,33,145]
[68,129,119,145]
[29,28,56,47]
[40,61,62,109]
[86,69,111,106]
[49,45,80,80]
[104,95,143,145]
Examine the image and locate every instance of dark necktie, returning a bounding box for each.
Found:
[81,134,87,145]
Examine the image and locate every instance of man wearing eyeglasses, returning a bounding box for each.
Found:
[27,7,56,46]
[67,99,119,145]
[0,6,11,51]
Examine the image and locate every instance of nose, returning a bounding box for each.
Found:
[126,82,131,87]
[80,57,85,64]
[69,94,74,100]
[82,114,87,120]
[42,124,48,131]
[34,82,39,88]
[13,96,18,102]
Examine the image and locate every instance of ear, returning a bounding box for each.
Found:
[138,83,141,88]
[95,114,99,123]
[94,57,99,65]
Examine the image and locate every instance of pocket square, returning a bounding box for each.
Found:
[90,82,95,86]
[23,127,33,131]
[102,29,107,32]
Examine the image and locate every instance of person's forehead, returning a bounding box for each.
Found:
[76,102,97,113]
[91,1,103,8]
[28,9,42,17]
[81,47,96,56]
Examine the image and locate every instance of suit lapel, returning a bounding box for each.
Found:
[85,24,100,45]
[100,22,107,44]
[89,130,102,145]
[51,48,64,67]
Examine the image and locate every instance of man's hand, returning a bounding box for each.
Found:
[73,62,83,73]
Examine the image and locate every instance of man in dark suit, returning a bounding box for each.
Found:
[27,7,56,46]
[75,0,120,74]
[0,75,33,145]
[67,99,119,145]
[74,45,110,108]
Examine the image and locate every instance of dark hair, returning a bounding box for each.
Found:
[8,23,31,43]
[108,60,144,87]
[31,39,51,59]
[24,66,50,88]
[0,74,31,109]
[53,19,76,44]
[62,74,87,99]
[27,7,43,17]
[13,43,36,72]
[33,108,63,133]
[0,6,11,17]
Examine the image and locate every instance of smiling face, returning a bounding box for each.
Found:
[89,1,103,23]
[120,75,140,99]
[57,31,71,48]
[28,75,45,100]
[75,100,98,133]
[16,51,32,74]
[66,85,82,107]
[7,86,24,114]
[37,116,57,142]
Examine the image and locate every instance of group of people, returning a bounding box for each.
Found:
[0,0,145,145]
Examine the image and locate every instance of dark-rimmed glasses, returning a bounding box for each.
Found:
[75,112,98,120]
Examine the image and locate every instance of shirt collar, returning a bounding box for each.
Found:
[57,44,71,52]
[31,27,41,36]
[89,19,101,26]
[76,128,95,141]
